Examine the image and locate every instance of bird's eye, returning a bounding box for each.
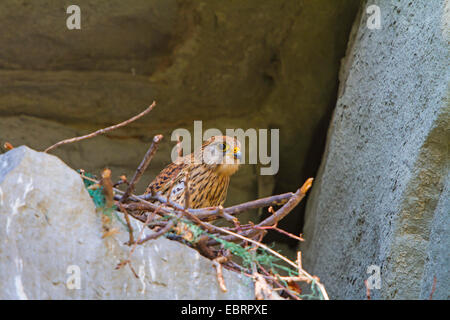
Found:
[218,143,229,152]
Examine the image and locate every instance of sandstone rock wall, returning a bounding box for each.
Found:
[0,1,360,233]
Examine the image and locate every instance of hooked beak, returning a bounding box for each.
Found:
[233,147,242,160]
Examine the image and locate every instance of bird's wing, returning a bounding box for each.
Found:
[145,161,187,196]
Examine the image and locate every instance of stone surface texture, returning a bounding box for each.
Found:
[0,146,254,299]
[301,0,449,300]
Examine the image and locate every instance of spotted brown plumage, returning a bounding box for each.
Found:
[145,136,242,209]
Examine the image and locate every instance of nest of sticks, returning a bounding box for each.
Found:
[35,101,328,300]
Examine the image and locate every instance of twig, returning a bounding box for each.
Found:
[277,275,310,282]
[189,192,294,220]
[176,134,183,159]
[114,175,129,188]
[206,226,329,300]
[256,262,300,300]
[253,271,283,300]
[120,134,163,203]
[79,173,171,217]
[255,223,304,242]
[429,276,437,300]
[44,101,156,153]
[119,202,171,217]
[218,205,241,229]
[3,142,14,151]
[137,220,174,244]
[364,279,371,300]
[181,210,216,233]
[206,179,313,244]
[100,168,114,208]
[81,168,322,299]
[226,260,298,298]
[116,209,156,278]
[195,235,217,259]
[213,256,228,292]
[256,178,313,229]
[184,168,191,210]
[297,251,302,271]
[116,205,169,276]
[120,179,311,247]
[143,193,217,233]
[139,192,294,221]
[117,202,135,245]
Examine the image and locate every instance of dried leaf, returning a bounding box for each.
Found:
[3,142,13,150]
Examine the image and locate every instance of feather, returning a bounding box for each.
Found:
[144,136,241,209]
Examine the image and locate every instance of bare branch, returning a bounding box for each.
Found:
[100,168,114,208]
[117,202,135,245]
[137,220,174,244]
[254,223,304,242]
[175,133,183,160]
[81,165,323,300]
[184,168,191,210]
[254,272,283,300]
[120,134,163,203]
[202,224,329,300]
[213,256,228,292]
[139,191,294,220]
[428,276,437,300]
[45,101,156,153]
[256,178,313,229]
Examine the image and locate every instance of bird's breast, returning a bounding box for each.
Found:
[183,169,230,209]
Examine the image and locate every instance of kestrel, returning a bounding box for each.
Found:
[145,136,242,209]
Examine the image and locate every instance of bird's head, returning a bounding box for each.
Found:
[195,135,242,176]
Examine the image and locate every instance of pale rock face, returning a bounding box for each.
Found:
[301,0,449,300]
[0,146,254,299]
